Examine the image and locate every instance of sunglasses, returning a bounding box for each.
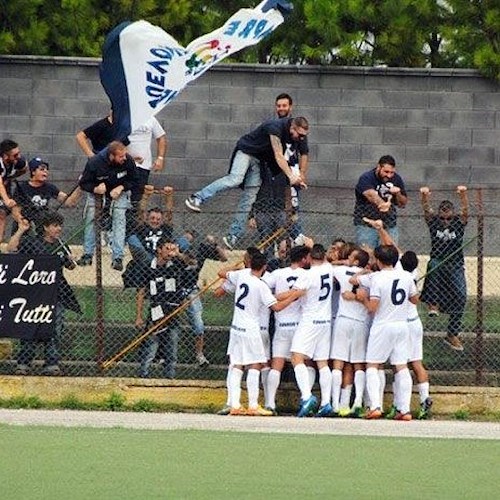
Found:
[439,216,453,221]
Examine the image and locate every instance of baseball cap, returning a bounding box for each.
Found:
[28,157,49,171]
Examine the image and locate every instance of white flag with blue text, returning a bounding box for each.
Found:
[100,0,293,140]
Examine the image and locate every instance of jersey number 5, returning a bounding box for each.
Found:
[319,274,331,301]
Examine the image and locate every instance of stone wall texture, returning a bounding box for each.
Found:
[1,55,499,195]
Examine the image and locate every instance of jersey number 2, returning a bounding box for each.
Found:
[236,283,249,310]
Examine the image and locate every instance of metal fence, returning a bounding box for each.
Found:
[1,184,499,387]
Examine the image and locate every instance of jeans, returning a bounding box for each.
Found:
[82,192,131,260]
[139,320,180,378]
[185,291,204,336]
[127,234,154,263]
[17,304,64,367]
[195,150,262,240]
[355,224,399,248]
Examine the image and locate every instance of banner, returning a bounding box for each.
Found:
[100,0,293,139]
[0,254,60,341]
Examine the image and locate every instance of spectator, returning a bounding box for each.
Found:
[7,211,81,376]
[0,139,27,242]
[75,111,119,266]
[176,233,228,366]
[248,163,289,260]
[78,141,139,271]
[420,185,469,352]
[127,205,174,262]
[353,155,407,248]
[12,157,78,230]
[273,92,309,241]
[185,116,309,250]
[127,117,167,206]
[135,237,187,379]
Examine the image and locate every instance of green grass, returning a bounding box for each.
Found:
[74,286,500,332]
[0,426,498,499]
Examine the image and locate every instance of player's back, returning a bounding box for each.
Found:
[228,271,276,332]
[265,266,306,324]
[294,262,334,321]
[370,268,417,325]
[333,265,369,322]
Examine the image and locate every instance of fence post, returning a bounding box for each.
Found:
[94,194,105,373]
[474,187,484,385]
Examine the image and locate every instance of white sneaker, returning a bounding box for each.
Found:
[185,195,202,212]
[196,354,210,367]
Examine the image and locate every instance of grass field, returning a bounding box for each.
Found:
[1,426,499,499]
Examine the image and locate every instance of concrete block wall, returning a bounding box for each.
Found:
[0,56,499,251]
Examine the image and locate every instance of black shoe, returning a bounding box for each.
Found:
[112,258,123,271]
[77,254,93,266]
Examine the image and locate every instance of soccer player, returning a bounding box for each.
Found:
[363,217,433,419]
[262,245,311,414]
[357,245,418,421]
[287,243,335,417]
[330,247,371,417]
[218,252,297,416]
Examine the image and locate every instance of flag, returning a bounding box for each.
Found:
[100,0,293,140]
[0,255,60,341]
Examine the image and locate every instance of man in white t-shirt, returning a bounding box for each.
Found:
[357,245,418,421]
[127,117,167,205]
[262,245,311,414]
[219,252,297,416]
[330,247,370,417]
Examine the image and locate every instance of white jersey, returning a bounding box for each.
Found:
[332,265,369,322]
[370,268,418,325]
[127,117,166,171]
[263,266,306,326]
[293,261,334,322]
[395,261,420,320]
[226,269,276,336]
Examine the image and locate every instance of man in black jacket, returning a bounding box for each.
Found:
[79,141,138,271]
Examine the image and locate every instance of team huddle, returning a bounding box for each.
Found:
[216,235,432,421]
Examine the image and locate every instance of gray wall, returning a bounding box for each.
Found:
[1,55,499,194]
[1,56,500,253]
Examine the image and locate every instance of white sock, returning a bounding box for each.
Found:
[340,384,353,409]
[353,371,365,408]
[229,367,243,409]
[225,365,233,406]
[331,369,342,412]
[366,367,380,410]
[247,368,260,409]
[294,363,312,400]
[418,382,430,404]
[318,366,332,407]
[395,368,412,414]
[307,366,316,390]
[266,369,281,409]
[392,380,400,410]
[260,366,270,406]
[378,369,386,411]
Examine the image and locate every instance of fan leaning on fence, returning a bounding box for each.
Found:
[419,185,469,352]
